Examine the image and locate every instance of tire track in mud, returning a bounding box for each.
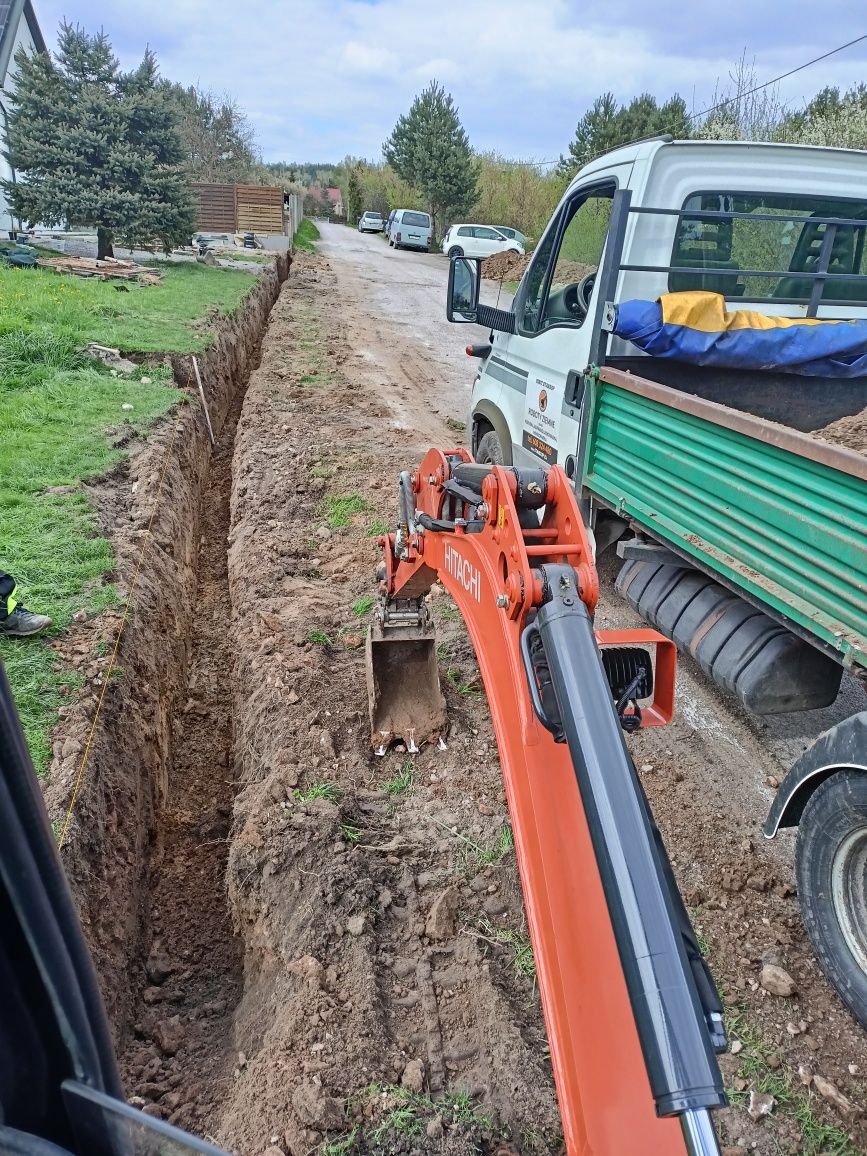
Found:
[216,253,563,1155]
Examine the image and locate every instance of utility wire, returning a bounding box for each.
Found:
[502,31,867,170]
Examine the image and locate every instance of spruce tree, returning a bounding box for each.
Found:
[3,23,195,259]
[384,81,478,239]
[346,165,363,223]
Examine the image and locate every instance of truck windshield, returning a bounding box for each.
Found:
[669,192,867,304]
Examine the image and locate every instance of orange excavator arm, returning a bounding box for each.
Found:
[368,449,726,1156]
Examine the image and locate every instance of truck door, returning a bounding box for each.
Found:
[496,166,633,468]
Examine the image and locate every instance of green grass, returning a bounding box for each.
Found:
[725,1008,859,1155]
[351,594,376,617]
[383,760,415,796]
[1,260,259,353]
[367,516,388,537]
[321,493,368,529]
[322,1128,358,1156]
[0,367,178,771]
[293,782,339,803]
[446,664,482,696]
[293,218,320,252]
[341,821,362,843]
[354,1084,493,1150]
[307,629,334,646]
[475,915,537,986]
[438,819,515,875]
[0,256,265,772]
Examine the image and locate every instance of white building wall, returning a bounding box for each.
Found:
[0,15,38,236]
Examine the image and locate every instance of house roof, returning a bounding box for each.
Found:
[0,0,47,89]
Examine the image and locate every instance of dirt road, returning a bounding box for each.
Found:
[80,233,865,1155]
[286,229,866,1153]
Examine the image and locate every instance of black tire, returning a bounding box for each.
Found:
[476,429,506,465]
[448,245,464,258]
[797,769,867,1026]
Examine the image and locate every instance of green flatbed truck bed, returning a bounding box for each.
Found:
[582,365,867,674]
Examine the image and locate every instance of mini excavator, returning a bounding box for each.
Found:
[366,448,728,1156]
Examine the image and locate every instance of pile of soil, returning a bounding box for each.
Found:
[481,250,529,282]
[813,405,867,454]
[481,250,595,288]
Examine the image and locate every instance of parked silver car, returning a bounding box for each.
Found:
[358,211,384,233]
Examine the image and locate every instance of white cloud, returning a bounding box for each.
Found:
[30,0,867,162]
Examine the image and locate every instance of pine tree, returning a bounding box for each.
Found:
[383,81,478,238]
[3,23,195,259]
[559,91,691,177]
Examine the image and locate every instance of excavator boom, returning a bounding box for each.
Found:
[367,449,726,1155]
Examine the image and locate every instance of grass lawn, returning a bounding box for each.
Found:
[1,259,258,353]
[0,258,262,772]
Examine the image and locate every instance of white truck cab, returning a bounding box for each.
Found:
[456,138,867,471]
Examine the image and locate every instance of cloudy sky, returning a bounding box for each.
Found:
[29,0,867,164]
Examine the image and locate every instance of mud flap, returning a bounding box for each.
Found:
[365,622,446,755]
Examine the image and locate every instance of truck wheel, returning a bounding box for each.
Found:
[448,246,464,258]
[476,430,505,465]
[797,769,867,1026]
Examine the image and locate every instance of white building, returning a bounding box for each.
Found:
[0,0,46,237]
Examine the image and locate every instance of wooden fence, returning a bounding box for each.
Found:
[192,183,285,235]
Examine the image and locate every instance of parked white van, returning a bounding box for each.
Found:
[389,210,433,251]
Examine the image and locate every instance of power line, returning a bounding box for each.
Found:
[514,30,867,171]
[684,31,867,125]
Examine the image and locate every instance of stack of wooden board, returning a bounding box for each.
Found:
[36,255,163,284]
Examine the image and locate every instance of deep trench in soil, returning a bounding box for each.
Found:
[119,385,248,1132]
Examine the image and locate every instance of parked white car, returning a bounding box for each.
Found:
[358,211,384,233]
[442,224,524,260]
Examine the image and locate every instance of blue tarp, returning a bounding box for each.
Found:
[613,292,867,378]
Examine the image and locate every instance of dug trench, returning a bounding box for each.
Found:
[44,247,867,1156]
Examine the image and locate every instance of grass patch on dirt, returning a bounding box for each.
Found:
[1,260,258,353]
[383,759,415,796]
[472,915,537,987]
[327,1084,494,1152]
[725,1008,859,1155]
[351,594,376,617]
[0,365,178,770]
[293,782,339,802]
[293,219,320,252]
[322,493,368,529]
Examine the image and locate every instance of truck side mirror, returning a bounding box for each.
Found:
[447,256,481,323]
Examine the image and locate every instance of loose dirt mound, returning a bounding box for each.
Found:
[481,250,530,282]
[813,405,867,454]
[217,254,563,1154]
[481,251,595,287]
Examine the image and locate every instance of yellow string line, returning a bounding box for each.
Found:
[58,406,186,850]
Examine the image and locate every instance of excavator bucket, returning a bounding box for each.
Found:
[366,619,446,755]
